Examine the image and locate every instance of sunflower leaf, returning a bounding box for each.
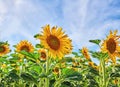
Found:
[21,72,38,84]
[35,44,44,48]
[34,34,41,38]
[8,70,20,81]
[110,72,120,77]
[72,52,79,57]
[62,68,82,81]
[89,39,101,45]
[90,51,108,60]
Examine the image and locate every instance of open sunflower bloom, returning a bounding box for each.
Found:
[0,44,10,56]
[16,40,34,53]
[53,66,59,74]
[101,30,120,64]
[39,25,72,59]
[38,48,47,61]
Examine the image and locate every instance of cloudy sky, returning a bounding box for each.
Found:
[0,0,120,52]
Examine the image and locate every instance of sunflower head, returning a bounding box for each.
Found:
[16,40,34,53]
[113,79,118,85]
[38,48,47,62]
[53,66,59,75]
[101,30,120,64]
[93,65,99,70]
[82,47,90,60]
[88,62,94,67]
[38,25,72,59]
[0,44,10,56]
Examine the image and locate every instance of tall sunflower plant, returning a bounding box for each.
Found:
[88,30,120,87]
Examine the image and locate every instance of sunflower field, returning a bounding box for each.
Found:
[0,25,120,87]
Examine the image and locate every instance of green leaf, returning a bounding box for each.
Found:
[21,73,38,84]
[64,57,73,62]
[30,65,42,74]
[86,74,94,79]
[90,51,108,59]
[88,79,98,87]
[33,53,40,59]
[115,65,120,72]
[35,44,44,48]
[110,72,120,77]
[60,81,74,87]
[72,52,79,57]
[89,39,101,45]
[62,68,82,81]
[34,34,41,38]
[0,41,9,45]
[0,57,6,62]
[72,52,78,55]
[20,51,37,62]
[39,73,47,78]
[8,70,19,81]
[88,67,99,75]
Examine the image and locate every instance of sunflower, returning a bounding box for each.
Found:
[88,61,94,67]
[38,48,47,61]
[39,25,72,59]
[82,47,90,60]
[53,66,59,74]
[16,40,34,52]
[101,30,120,64]
[113,79,118,85]
[93,65,99,70]
[0,44,10,56]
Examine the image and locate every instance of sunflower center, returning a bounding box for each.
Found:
[83,51,87,55]
[54,67,59,72]
[0,46,5,53]
[46,35,60,50]
[20,45,30,52]
[106,38,116,54]
[41,52,46,59]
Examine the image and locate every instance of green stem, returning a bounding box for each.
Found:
[118,78,120,87]
[0,73,1,83]
[38,63,43,87]
[102,58,106,87]
[99,57,106,87]
[99,58,102,87]
[29,83,34,87]
[12,83,15,87]
[46,57,49,87]
[54,78,64,87]
[38,78,42,87]
[106,77,110,87]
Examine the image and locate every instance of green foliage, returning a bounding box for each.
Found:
[89,39,101,45]
[35,44,44,48]
[110,72,120,77]
[90,51,108,60]
[21,73,38,84]
[34,34,41,38]
[62,68,82,81]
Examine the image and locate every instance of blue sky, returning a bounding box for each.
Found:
[0,0,120,53]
